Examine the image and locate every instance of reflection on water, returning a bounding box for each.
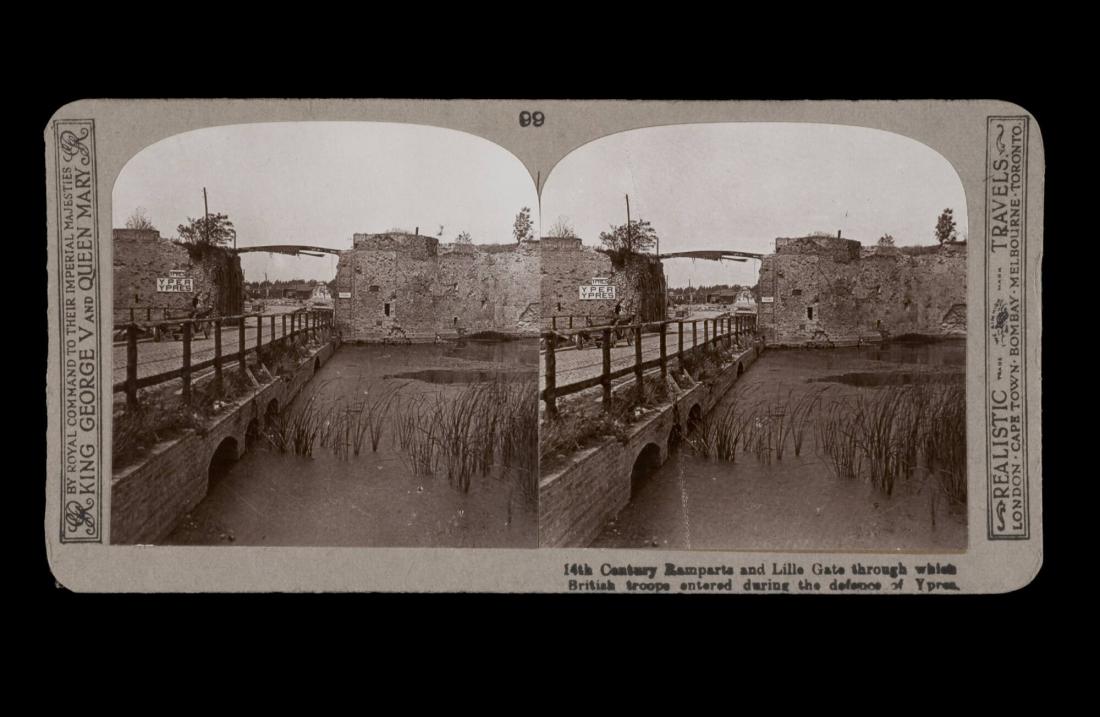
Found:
[593,340,967,552]
[445,338,538,365]
[860,340,966,367]
[813,371,964,387]
[388,368,533,384]
[163,339,538,547]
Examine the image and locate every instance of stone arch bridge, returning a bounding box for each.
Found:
[538,341,762,547]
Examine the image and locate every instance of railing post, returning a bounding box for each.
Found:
[568,315,573,329]
[602,328,612,410]
[145,307,152,322]
[238,315,246,371]
[214,318,223,393]
[659,321,667,380]
[282,314,287,346]
[256,313,263,359]
[692,320,698,356]
[129,308,135,323]
[125,323,138,409]
[544,337,557,419]
[704,318,709,347]
[271,315,276,347]
[634,324,643,402]
[181,320,192,403]
[678,321,684,362]
[551,316,557,331]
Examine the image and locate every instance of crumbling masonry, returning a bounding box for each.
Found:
[757,236,967,345]
[333,233,540,342]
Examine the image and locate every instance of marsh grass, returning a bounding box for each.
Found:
[389,380,538,504]
[814,384,966,501]
[267,377,537,504]
[686,382,966,507]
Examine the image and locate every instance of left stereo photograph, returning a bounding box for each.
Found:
[109,122,540,547]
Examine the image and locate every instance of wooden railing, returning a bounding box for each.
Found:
[113,306,198,325]
[540,314,757,417]
[114,308,335,408]
[545,313,634,331]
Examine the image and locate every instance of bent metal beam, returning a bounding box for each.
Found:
[233,245,343,257]
[658,249,764,262]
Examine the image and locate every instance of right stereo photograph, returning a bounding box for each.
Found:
[537,122,968,552]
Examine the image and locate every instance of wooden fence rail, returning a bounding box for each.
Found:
[115,309,335,408]
[540,314,756,417]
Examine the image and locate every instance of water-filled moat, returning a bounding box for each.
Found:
[164,340,538,547]
[593,340,966,551]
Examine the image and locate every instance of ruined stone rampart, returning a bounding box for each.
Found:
[113,229,244,320]
[334,232,539,341]
[758,236,966,344]
[539,237,666,327]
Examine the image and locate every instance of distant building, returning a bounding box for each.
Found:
[733,288,757,315]
[282,283,314,300]
[309,283,332,306]
[705,289,739,304]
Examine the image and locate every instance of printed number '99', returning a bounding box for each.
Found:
[519,111,545,128]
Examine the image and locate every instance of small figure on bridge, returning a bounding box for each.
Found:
[189,292,213,339]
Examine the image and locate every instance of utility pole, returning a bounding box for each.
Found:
[203,187,210,245]
[625,194,631,252]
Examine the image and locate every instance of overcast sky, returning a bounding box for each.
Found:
[115,121,967,290]
[113,122,538,282]
[540,123,968,288]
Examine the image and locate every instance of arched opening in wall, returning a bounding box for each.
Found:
[265,399,279,428]
[631,443,662,498]
[245,418,259,449]
[209,437,239,486]
[687,404,702,434]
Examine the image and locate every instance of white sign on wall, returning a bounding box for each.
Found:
[156,276,194,293]
[761,296,774,303]
[580,284,617,300]
[338,291,351,299]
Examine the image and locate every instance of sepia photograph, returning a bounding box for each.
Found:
[110,122,539,547]
[44,99,1042,593]
[538,123,968,551]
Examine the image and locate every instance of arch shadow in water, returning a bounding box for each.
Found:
[631,443,662,498]
[209,437,239,486]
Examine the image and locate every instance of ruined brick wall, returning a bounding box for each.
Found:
[539,238,666,328]
[333,232,539,341]
[758,236,967,344]
[113,229,244,319]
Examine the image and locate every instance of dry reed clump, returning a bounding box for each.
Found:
[266,379,402,460]
[688,387,828,465]
[685,383,966,504]
[265,378,537,504]
[390,380,538,504]
[814,384,965,502]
